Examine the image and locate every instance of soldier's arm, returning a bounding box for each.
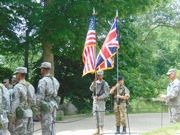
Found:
[109,86,117,94]
[54,77,60,96]
[37,79,46,104]
[125,87,130,99]
[11,86,21,113]
[98,82,109,100]
[29,85,36,105]
[165,85,179,101]
[4,87,10,112]
[90,82,96,92]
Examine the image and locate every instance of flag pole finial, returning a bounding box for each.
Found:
[92,7,97,15]
[116,10,118,17]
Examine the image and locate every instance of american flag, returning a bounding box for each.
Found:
[82,15,96,76]
[95,17,119,70]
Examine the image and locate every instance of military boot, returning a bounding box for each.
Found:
[115,126,120,134]
[100,126,104,135]
[92,127,100,135]
[122,126,126,134]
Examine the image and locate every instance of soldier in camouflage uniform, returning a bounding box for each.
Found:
[160,69,180,123]
[90,71,109,135]
[0,83,10,135]
[3,79,13,90]
[12,67,36,135]
[110,76,130,134]
[8,76,16,135]
[37,62,60,135]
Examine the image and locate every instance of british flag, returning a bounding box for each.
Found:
[98,57,115,71]
[82,15,96,76]
[95,17,119,70]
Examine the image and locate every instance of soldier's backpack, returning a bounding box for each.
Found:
[19,81,33,105]
[19,81,39,116]
[40,101,50,112]
[16,106,25,119]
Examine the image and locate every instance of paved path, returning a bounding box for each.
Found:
[8,113,171,135]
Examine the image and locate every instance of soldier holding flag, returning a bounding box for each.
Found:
[110,76,130,134]
[83,10,121,135]
[90,71,109,135]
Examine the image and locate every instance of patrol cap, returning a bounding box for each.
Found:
[40,62,51,69]
[97,71,104,75]
[118,76,124,81]
[12,75,16,81]
[3,79,9,83]
[15,67,27,74]
[166,69,176,75]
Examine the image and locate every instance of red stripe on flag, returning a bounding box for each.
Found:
[87,37,96,40]
[87,32,95,36]
[104,30,117,45]
[101,47,111,58]
[85,42,96,46]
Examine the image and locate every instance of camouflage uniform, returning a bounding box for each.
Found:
[0,83,10,135]
[165,78,180,123]
[90,79,109,134]
[113,85,130,127]
[8,88,15,135]
[37,74,60,135]
[12,79,35,135]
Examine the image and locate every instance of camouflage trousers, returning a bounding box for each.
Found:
[93,99,106,127]
[14,117,33,135]
[114,103,127,127]
[0,123,8,135]
[169,106,180,123]
[8,122,15,135]
[94,110,105,127]
[41,109,56,135]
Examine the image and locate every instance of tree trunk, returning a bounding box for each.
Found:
[42,43,54,75]
[24,29,30,79]
[42,0,54,76]
[24,43,29,79]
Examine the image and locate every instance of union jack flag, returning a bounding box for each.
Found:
[95,17,119,70]
[82,15,96,76]
[98,57,115,71]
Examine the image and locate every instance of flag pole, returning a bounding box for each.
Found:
[116,10,119,82]
[93,7,97,96]
[116,10,131,135]
[93,7,100,134]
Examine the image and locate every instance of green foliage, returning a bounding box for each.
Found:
[0,66,13,82]
[54,55,93,112]
[129,99,168,113]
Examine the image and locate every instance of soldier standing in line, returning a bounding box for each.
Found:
[8,76,17,135]
[0,83,10,135]
[12,67,35,135]
[37,62,60,135]
[160,69,180,123]
[110,76,130,134]
[3,79,13,90]
[90,71,109,135]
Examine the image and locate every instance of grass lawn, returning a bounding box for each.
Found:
[142,123,180,135]
[128,99,168,113]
